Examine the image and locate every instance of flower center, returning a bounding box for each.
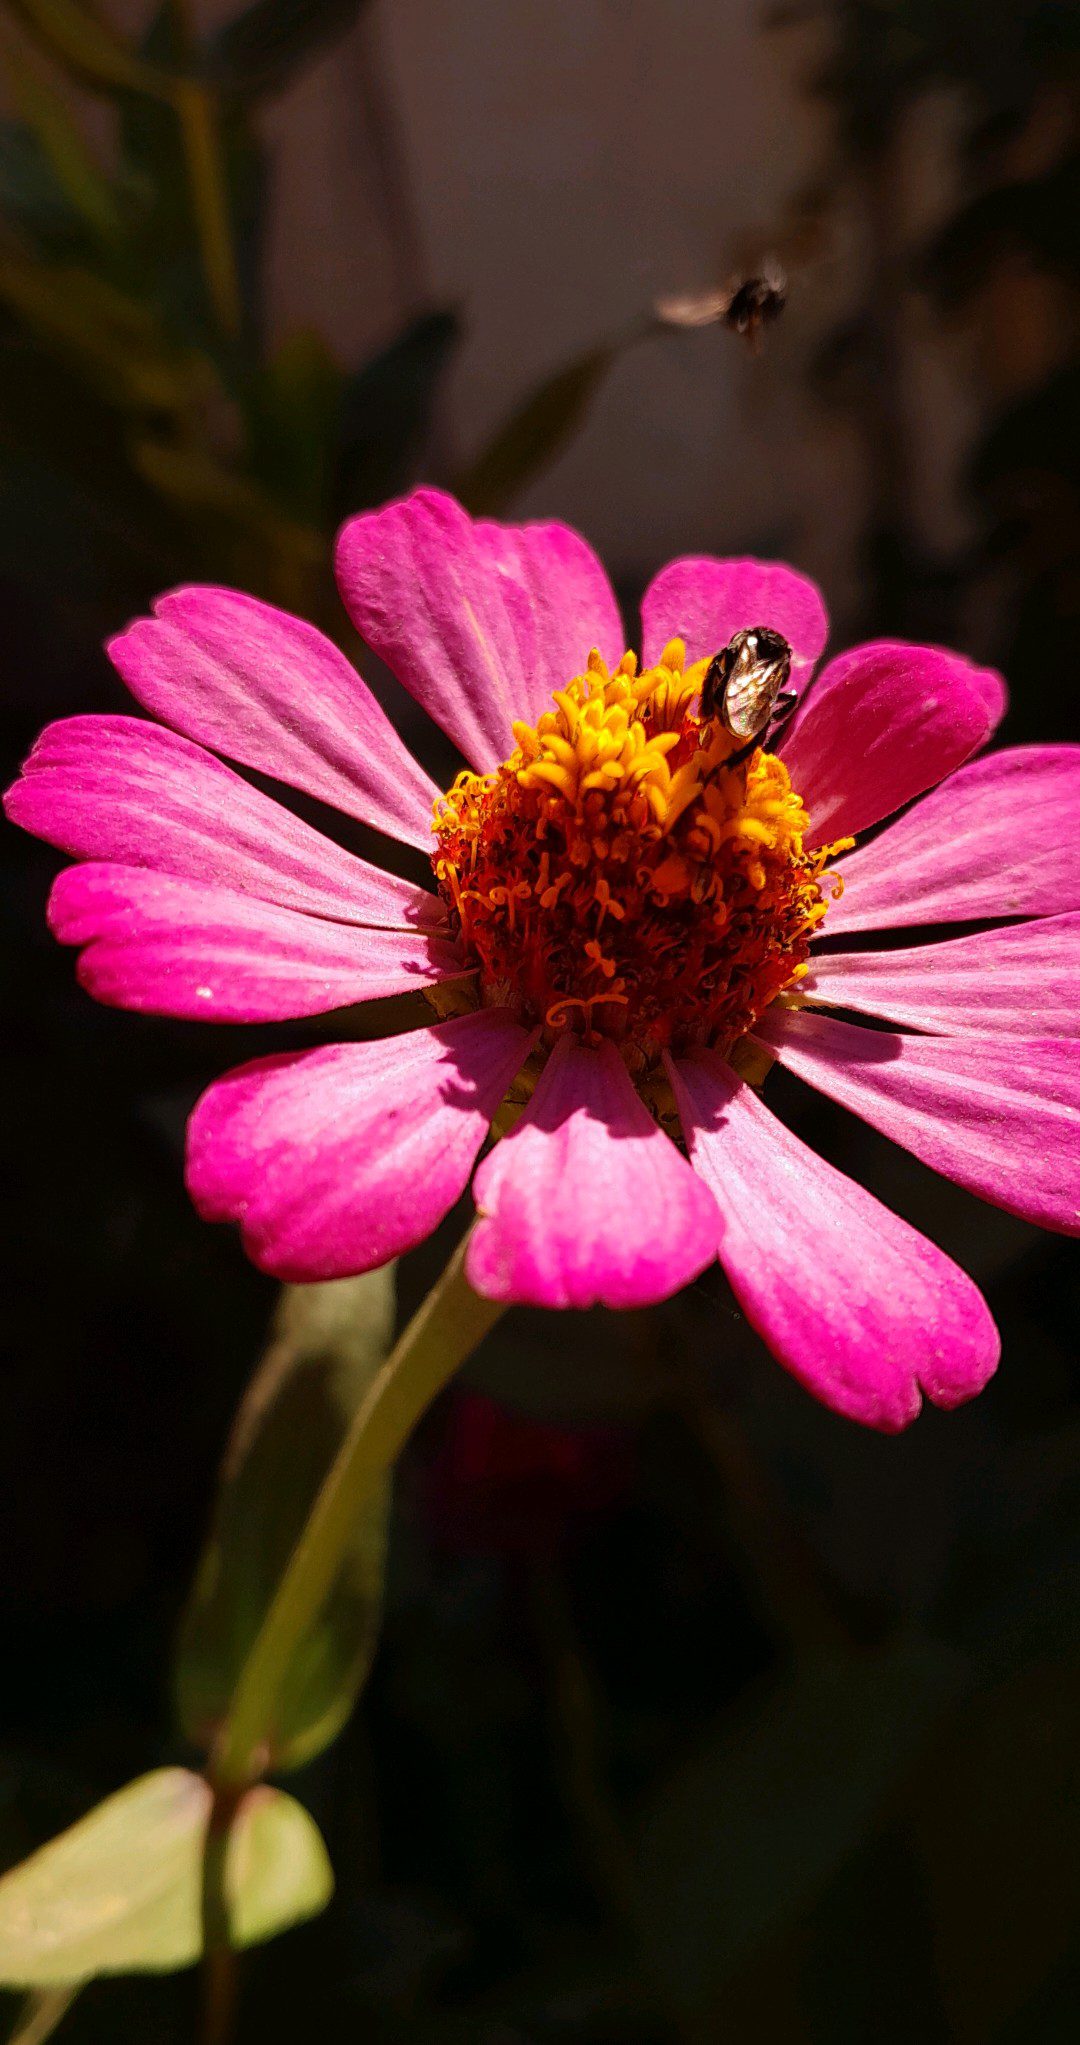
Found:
[430,639,848,1071]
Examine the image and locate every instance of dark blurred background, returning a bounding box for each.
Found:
[1,2,1078,2039]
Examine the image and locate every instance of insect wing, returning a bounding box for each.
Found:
[654,288,735,329]
[699,649,730,720]
[721,648,784,741]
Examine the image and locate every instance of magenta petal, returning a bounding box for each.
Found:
[4,715,440,930]
[186,1011,532,1281]
[757,1008,1080,1237]
[466,1035,719,1308]
[781,641,997,843]
[669,1052,998,1430]
[825,745,1080,934]
[968,659,1009,735]
[472,515,625,728]
[108,586,439,852]
[639,555,829,681]
[334,488,623,771]
[48,863,466,1021]
[805,911,1080,1036]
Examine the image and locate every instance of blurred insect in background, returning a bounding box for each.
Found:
[700,627,798,762]
[655,259,788,351]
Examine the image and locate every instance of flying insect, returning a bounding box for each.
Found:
[655,260,788,353]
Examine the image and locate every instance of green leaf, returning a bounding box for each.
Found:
[457,346,616,515]
[247,329,344,524]
[5,0,173,98]
[225,1783,333,1945]
[633,1637,965,2017]
[0,253,212,412]
[335,308,460,513]
[0,1771,332,1986]
[133,435,316,541]
[118,7,264,352]
[0,122,85,253]
[208,0,371,100]
[130,436,325,608]
[0,335,196,597]
[175,1269,396,1774]
[0,37,123,245]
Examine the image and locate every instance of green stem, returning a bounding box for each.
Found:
[173,76,242,340]
[210,1231,503,1787]
[199,1948,238,2045]
[9,1985,81,2045]
[199,1781,243,2045]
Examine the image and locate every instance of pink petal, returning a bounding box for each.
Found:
[968,659,1009,735]
[639,556,829,681]
[48,863,466,1022]
[824,745,1080,934]
[466,1034,719,1309]
[805,912,1080,1036]
[108,587,440,852]
[757,1008,1080,1237]
[186,1011,532,1281]
[781,641,998,843]
[334,487,623,772]
[669,1052,999,1430]
[4,716,440,931]
[472,516,625,728]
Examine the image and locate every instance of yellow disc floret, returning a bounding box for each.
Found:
[431,639,849,1069]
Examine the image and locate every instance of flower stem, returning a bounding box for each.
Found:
[210,1230,503,1788]
[199,1948,238,2045]
[9,1986,81,2045]
[173,77,243,340]
[166,0,241,341]
[199,1780,243,2045]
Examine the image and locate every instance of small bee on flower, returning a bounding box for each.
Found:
[7,488,1079,1431]
[699,625,799,759]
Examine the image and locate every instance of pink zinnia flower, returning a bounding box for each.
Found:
[7,488,1079,1431]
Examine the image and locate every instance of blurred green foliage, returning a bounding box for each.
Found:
[456,346,619,518]
[0,0,458,633]
[0,1769,331,1986]
[0,0,661,646]
[176,1271,394,1778]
